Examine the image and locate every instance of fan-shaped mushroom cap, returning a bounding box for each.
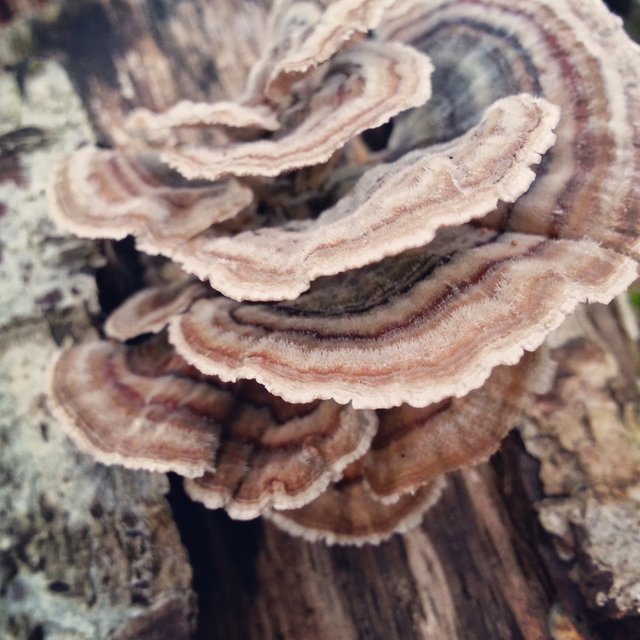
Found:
[245,0,392,101]
[104,280,212,341]
[49,335,378,516]
[266,460,446,545]
[380,0,640,258]
[162,41,433,181]
[47,338,221,478]
[184,386,377,519]
[50,94,557,302]
[170,225,637,409]
[363,351,546,502]
[170,93,558,300]
[48,147,253,245]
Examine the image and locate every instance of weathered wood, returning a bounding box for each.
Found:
[3,1,639,639]
[0,52,195,640]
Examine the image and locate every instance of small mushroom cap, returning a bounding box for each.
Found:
[104,280,212,341]
[245,0,392,101]
[184,388,377,519]
[266,460,446,545]
[169,226,637,409]
[380,0,640,259]
[48,146,253,246]
[125,101,281,138]
[363,351,545,502]
[170,93,559,301]
[47,338,222,478]
[162,41,433,181]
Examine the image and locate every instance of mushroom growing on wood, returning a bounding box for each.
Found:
[48,0,640,544]
[49,335,378,517]
[169,227,634,409]
[267,461,447,546]
[104,279,211,341]
[157,41,434,181]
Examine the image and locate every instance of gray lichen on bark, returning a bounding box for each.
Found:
[0,60,195,639]
[521,305,640,617]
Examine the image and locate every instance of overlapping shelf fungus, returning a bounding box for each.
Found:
[48,0,640,544]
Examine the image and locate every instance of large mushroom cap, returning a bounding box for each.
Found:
[48,147,253,246]
[169,94,559,300]
[49,334,378,518]
[169,226,636,409]
[380,0,640,258]
[47,337,222,478]
[161,41,433,181]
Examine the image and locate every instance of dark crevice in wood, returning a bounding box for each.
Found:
[165,474,265,640]
[94,238,144,318]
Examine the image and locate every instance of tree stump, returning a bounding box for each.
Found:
[1,1,639,638]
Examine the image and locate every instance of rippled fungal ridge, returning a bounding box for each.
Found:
[48,0,640,545]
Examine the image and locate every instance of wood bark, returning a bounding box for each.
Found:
[1,1,639,638]
[0,25,195,640]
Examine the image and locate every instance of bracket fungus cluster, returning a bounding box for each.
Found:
[48,0,640,545]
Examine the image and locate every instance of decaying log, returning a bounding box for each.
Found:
[522,304,640,618]
[1,1,639,639]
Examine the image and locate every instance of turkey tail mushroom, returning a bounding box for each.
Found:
[169,226,636,409]
[104,280,212,341]
[46,0,640,544]
[380,0,640,258]
[167,94,559,300]
[47,337,222,478]
[161,41,433,181]
[266,460,446,546]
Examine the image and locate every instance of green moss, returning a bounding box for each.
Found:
[627,290,640,309]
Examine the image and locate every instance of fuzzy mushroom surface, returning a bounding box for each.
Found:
[49,147,253,246]
[167,94,559,300]
[48,338,221,478]
[104,280,212,341]
[380,0,640,257]
[50,335,378,517]
[161,41,434,181]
